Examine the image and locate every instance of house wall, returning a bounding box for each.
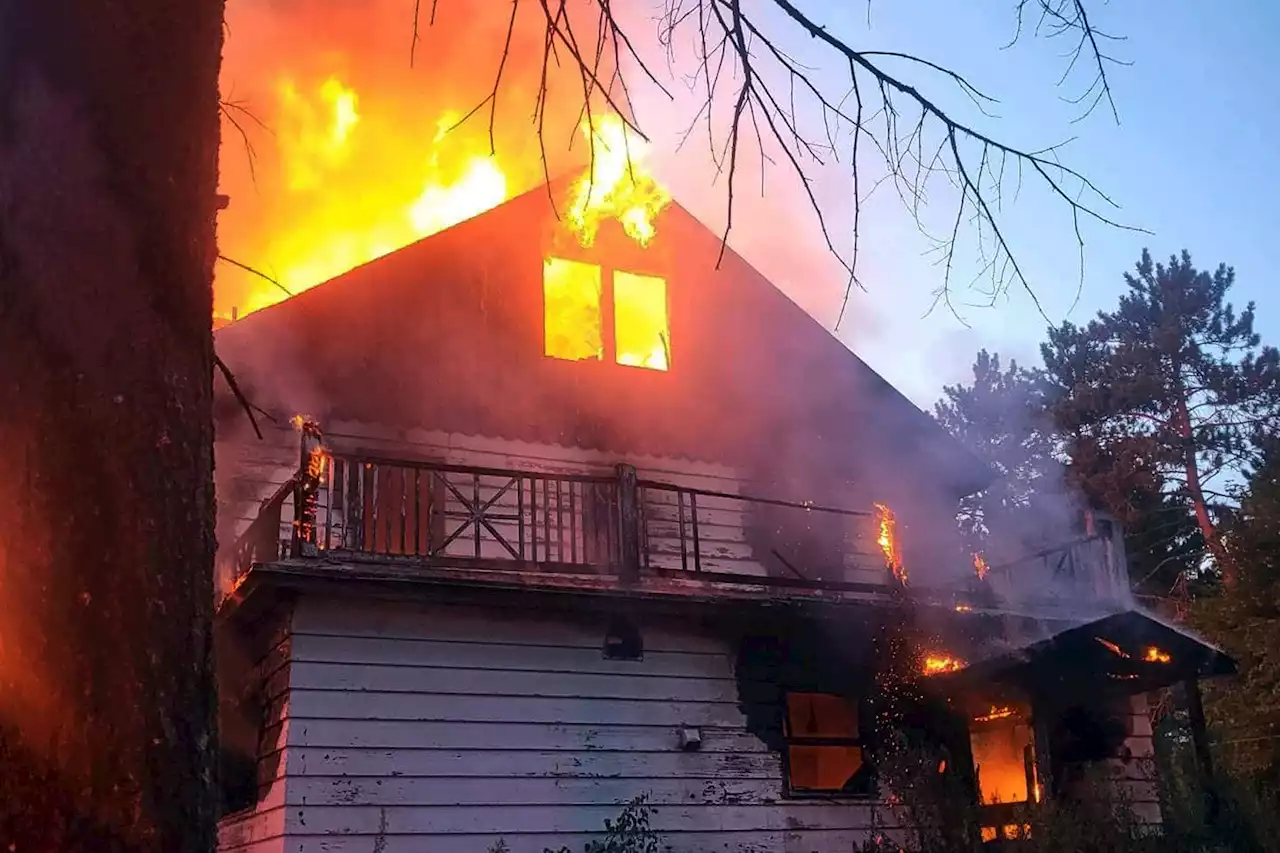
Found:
[216,608,294,853]
[213,422,889,596]
[233,594,894,853]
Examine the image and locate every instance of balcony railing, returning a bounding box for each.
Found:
[218,430,1129,605]
[218,434,894,591]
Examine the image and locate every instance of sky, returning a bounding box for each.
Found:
[625,0,1280,410]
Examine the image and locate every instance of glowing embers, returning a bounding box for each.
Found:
[614,271,670,371]
[969,705,1037,805]
[543,258,603,362]
[873,502,905,584]
[783,692,866,794]
[542,258,671,371]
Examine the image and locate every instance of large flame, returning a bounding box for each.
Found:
[215,0,610,322]
[567,113,671,248]
[218,74,511,320]
[874,502,905,584]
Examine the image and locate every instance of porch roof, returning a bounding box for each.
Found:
[932,608,1237,698]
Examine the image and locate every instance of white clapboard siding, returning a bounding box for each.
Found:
[230,596,886,853]
[217,626,294,853]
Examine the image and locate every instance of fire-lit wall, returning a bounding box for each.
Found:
[212,180,990,588]
[217,595,900,853]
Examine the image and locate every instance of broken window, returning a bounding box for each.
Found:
[784,692,868,795]
[613,270,669,371]
[969,708,1038,805]
[542,258,669,371]
[543,257,603,362]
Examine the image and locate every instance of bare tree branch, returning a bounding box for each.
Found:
[217,254,292,298]
[415,0,1142,326]
[213,352,264,441]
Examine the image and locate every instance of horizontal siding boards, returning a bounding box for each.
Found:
[293,598,730,652]
[291,634,727,679]
[288,662,741,703]
[285,775,783,807]
[280,829,884,853]
[278,598,882,851]
[216,805,286,853]
[287,747,780,779]
[286,720,768,752]
[291,802,882,834]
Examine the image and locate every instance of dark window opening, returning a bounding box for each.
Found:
[784,692,871,796]
[603,618,643,661]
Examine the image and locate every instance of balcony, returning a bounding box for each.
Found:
[219,431,1131,611]
[220,445,901,597]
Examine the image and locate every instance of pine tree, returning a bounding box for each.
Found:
[1192,434,1280,788]
[933,350,1063,560]
[1041,249,1280,588]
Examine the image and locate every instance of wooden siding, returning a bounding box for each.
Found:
[263,596,890,853]
[216,616,294,853]
[213,423,889,595]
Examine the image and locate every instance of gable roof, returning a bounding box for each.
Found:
[214,178,994,500]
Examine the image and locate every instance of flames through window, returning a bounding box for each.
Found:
[969,704,1039,806]
[543,258,670,371]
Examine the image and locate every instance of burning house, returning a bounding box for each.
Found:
[211,118,1236,853]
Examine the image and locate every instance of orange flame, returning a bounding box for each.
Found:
[973,553,989,580]
[217,74,512,321]
[1144,646,1172,664]
[922,654,965,676]
[874,502,905,584]
[974,705,1015,723]
[566,114,671,248]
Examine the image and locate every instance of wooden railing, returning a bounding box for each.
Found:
[314,454,624,572]
[983,531,1129,605]
[219,441,1129,604]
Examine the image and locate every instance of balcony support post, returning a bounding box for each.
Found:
[616,463,641,583]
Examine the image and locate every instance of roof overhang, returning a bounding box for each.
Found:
[931,608,1237,701]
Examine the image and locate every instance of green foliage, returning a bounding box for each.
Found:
[1191,437,1280,789]
[491,794,658,853]
[1040,249,1280,588]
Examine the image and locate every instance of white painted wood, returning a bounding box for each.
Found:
[216,805,285,853]
[214,596,889,853]
[276,828,891,853]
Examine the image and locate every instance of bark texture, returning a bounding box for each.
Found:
[0,2,223,850]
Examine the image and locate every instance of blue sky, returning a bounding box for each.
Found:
[634,0,1280,410]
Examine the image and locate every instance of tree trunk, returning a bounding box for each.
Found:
[1173,395,1236,587]
[0,2,223,850]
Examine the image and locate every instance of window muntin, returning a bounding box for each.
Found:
[542,258,668,371]
[784,692,867,794]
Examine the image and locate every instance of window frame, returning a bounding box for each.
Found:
[541,257,671,372]
[781,690,873,800]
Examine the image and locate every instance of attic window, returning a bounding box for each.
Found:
[543,257,603,362]
[543,257,670,371]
